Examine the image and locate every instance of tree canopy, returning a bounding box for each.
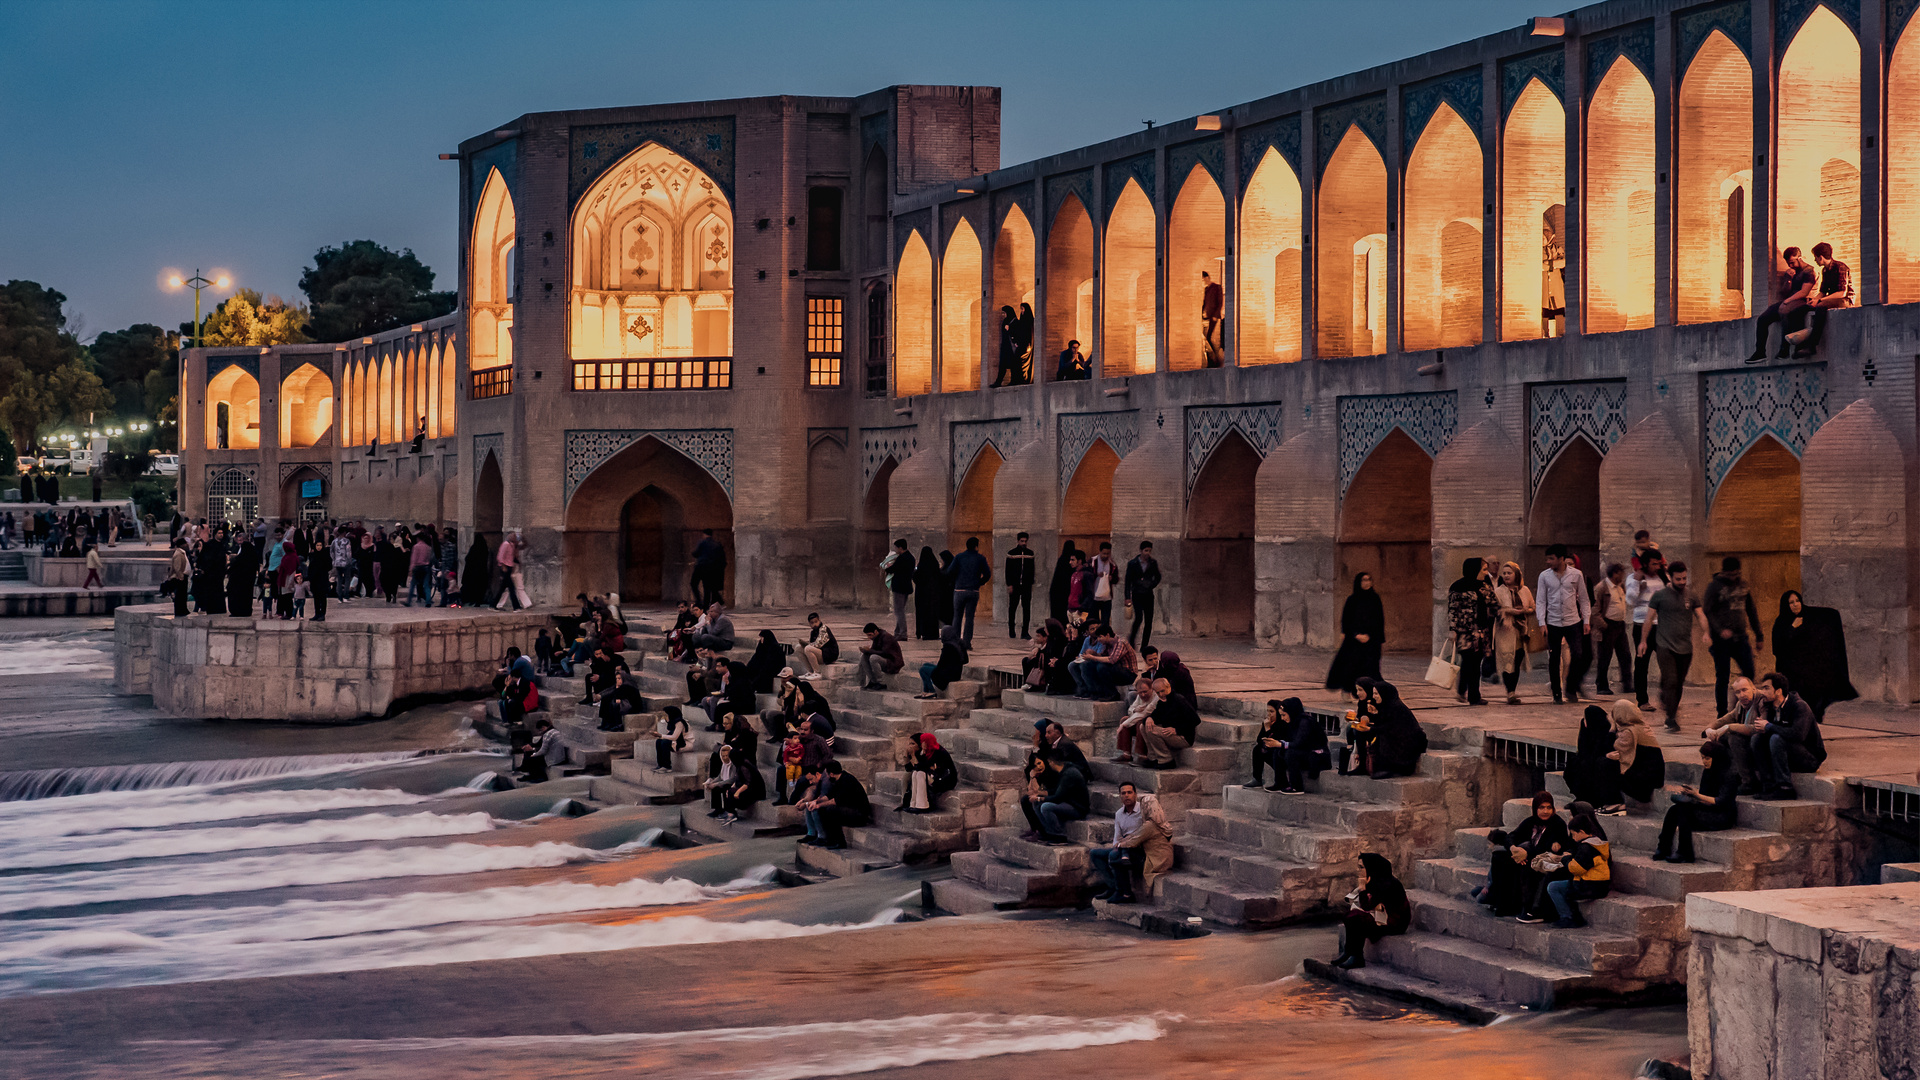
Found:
[89,322,176,419]
[0,281,113,451]
[196,289,310,348]
[300,240,456,342]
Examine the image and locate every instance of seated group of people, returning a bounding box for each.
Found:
[1468,792,1614,929]
[1016,620,1142,702]
[1339,678,1429,780]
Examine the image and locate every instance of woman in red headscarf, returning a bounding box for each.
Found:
[899,733,957,812]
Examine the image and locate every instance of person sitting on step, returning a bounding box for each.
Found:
[1034,718,1089,776]
[580,644,629,707]
[1471,790,1568,918]
[916,623,968,700]
[1019,754,1090,845]
[1655,739,1741,864]
[899,733,957,813]
[1331,853,1410,969]
[1089,782,1174,905]
[856,623,905,691]
[515,719,564,784]
[1112,676,1160,766]
[597,668,643,732]
[652,706,690,773]
[1361,680,1428,779]
[702,743,765,825]
[798,761,870,850]
[1544,812,1612,928]
[1274,696,1331,794]
[1247,699,1288,789]
[1137,678,1200,769]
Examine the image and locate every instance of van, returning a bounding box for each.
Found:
[151,454,180,476]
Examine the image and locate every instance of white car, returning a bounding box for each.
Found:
[150,454,180,476]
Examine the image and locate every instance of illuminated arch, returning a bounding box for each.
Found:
[1777,6,1861,280]
[1167,164,1226,370]
[992,203,1036,334]
[895,230,933,396]
[379,355,395,444]
[1402,103,1483,350]
[470,168,516,370]
[1501,79,1566,341]
[940,218,983,392]
[1586,56,1656,334]
[205,366,260,450]
[1044,193,1094,377]
[1103,178,1157,375]
[1891,15,1920,302]
[571,142,732,360]
[1239,147,1303,364]
[278,363,334,449]
[438,339,457,436]
[1317,126,1389,357]
[1676,31,1754,323]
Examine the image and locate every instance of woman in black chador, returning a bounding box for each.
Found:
[1325,573,1385,695]
[912,546,943,640]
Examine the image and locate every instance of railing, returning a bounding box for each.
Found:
[1854,779,1920,824]
[471,366,512,399]
[1485,733,1573,773]
[571,358,732,391]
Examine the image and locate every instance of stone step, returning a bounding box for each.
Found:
[1086,783,1207,824]
[1405,890,1649,976]
[977,826,1092,874]
[586,775,656,806]
[796,839,897,877]
[1088,758,1236,793]
[962,707,1093,744]
[948,850,1090,906]
[957,760,1025,788]
[946,728,1034,767]
[829,706,926,740]
[1413,857,1687,941]
[1182,808,1368,867]
[681,800,802,841]
[1196,716,1265,744]
[1370,932,1597,1012]
[833,686,965,722]
[925,877,1024,915]
[1542,771,1837,834]
[608,756,701,800]
[839,825,944,864]
[1494,799,1793,867]
[1000,688,1124,724]
[1452,827,1734,902]
[867,770,992,809]
[1156,870,1306,928]
[1222,784,1420,837]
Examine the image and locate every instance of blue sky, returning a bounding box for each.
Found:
[0,0,1546,338]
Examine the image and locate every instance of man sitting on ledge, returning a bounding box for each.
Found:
[798,761,869,850]
[856,623,904,691]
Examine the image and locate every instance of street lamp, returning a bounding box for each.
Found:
[161,268,234,348]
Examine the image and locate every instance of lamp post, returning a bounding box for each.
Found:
[162,268,231,518]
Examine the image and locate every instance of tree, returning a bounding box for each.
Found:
[300,240,455,342]
[197,290,310,347]
[0,280,97,451]
[89,323,176,420]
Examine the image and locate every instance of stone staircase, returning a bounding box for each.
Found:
[1318,763,1844,1014]
[0,551,25,582]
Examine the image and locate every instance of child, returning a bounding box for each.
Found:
[534,629,557,676]
[1545,813,1612,928]
[289,573,310,620]
[775,730,805,805]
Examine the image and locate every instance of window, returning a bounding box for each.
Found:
[807,186,843,271]
[472,366,513,399]
[570,359,731,391]
[807,296,844,387]
[865,283,887,396]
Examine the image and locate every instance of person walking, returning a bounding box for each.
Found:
[305,539,331,622]
[1446,558,1497,706]
[690,528,726,607]
[1200,270,1224,366]
[1640,561,1704,732]
[945,536,992,650]
[1592,563,1632,697]
[493,530,531,610]
[1004,531,1035,639]
[1704,557,1762,716]
[1124,541,1161,649]
[1535,544,1591,704]
[1492,561,1535,705]
[166,539,190,616]
[881,539,914,640]
[1088,542,1118,628]
[1625,553,1667,711]
[406,531,434,607]
[911,546,943,640]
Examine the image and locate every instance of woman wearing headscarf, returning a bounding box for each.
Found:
[1021,622,1054,689]
[1248,699,1288,789]
[994,305,1019,387]
[378,532,408,604]
[1562,705,1624,809]
[1606,697,1664,809]
[912,546,943,640]
[1654,739,1741,864]
[225,536,258,618]
[1471,790,1569,919]
[276,536,301,618]
[194,532,228,615]
[460,535,492,606]
[916,622,969,699]
[1330,853,1410,969]
[936,550,956,626]
[1446,558,1497,706]
[744,629,786,694]
[1325,573,1385,696]
[1277,696,1331,794]
[1045,621,1081,697]
[1154,649,1197,708]
[1048,541,1080,625]
[1013,303,1035,382]
[1771,590,1858,721]
[1340,678,1382,776]
[1365,680,1428,779]
[1492,560,1535,705]
[900,732,958,812]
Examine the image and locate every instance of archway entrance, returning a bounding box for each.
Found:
[474,452,504,541]
[861,458,898,607]
[1338,429,1434,652]
[566,438,734,604]
[280,466,329,524]
[1184,431,1259,635]
[1708,437,1802,673]
[1062,439,1120,556]
[951,447,1002,623]
[1528,437,1603,579]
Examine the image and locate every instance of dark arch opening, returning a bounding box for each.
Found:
[1338,428,1434,652]
[1184,430,1261,636]
[474,453,504,538]
[861,457,898,608]
[1062,439,1121,556]
[565,437,734,603]
[1708,435,1803,673]
[951,446,1003,622]
[863,145,889,268]
[1528,436,1604,579]
[280,466,328,524]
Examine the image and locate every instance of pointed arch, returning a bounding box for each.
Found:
[1317,126,1389,357]
[1184,429,1261,635]
[992,204,1036,384]
[1527,434,1604,572]
[378,356,395,444]
[941,218,983,392]
[895,230,933,396]
[1061,437,1121,553]
[1709,435,1804,671]
[1338,428,1434,651]
[1239,146,1303,364]
[438,340,457,436]
[1778,5,1861,277]
[1168,164,1227,370]
[570,141,732,361]
[1104,178,1158,375]
[470,167,516,370]
[205,366,260,450]
[278,363,334,449]
[806,432,851,523]
[1403,102,1484,350]
[341,364,357,446]
[1891,14,1920,302]
[1586,56,1656,333]
[1677,30,1754,323]
[1502,79,1567,341]
[1044,193,1095,376]
[564,434,735,603]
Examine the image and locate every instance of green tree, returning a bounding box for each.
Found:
[300,240,455,342]
[89,322,176,420]
[0,280,96,451]
[197,289,310,347]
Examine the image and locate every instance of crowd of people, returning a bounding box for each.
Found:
[0,504,140,558]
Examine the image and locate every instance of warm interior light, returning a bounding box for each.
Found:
[1240,147,1303,365]
[1403,103,1484,351]
[1195,115,1223,131]
[1530,16,1566,36]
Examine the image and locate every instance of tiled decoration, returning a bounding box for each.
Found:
[862,425,918,492]
[1046,170,1094,222]
[1502,47,1565,116]
[1678,0,1751,66]
[1704,366,1829,502]
[277,462,332,486]
[1777,0,1859,41]
[1315,94,1387,177]
[1585,21,1656,98]
[1185,403,1285,498]
[951,418,1024,493]
[895,208,932,262]
[1058,411,1140,491]
[562,429,735,503]
[207,353,260,380]
[1237,114,1302,193]
[570,116,736,206]
[1529,381,1628,494]
[1893,0,1920,40]
[1403,67,1483,152]
[1168,136,1225,189]
[1103,153,1156,220]
[1337,391,1459,498]
[472,433,505,471]
[468,139,517,212]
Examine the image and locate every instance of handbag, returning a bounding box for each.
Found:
[1425,637,1461,689]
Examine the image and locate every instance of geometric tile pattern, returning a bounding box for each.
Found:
[895,208,932,263]
[570,116,736,206]
[1778,0,1859,41]
[1337,391,1459,498]
[207,353,260,381]
[563,429,735,502]
[1058,410,1140,491]
[1529,381,1628,494]
[472,433,505,471]
[951,418,1024,494]
[1585,20,1655,101]
[1103,153,1156,220]
[1704,365,1829,503]
[1316,94,1387,178]
[1169,136,1225,188]
[1238,114,1302,193]
[468,139,517,212]
[1894,0,1920,41]
[277,462,333,486]
[1046,169,1094,223]
[1678,0,1751,66]
[1403,67,1483,153]
[1501,46,1565,117]
[862,424,919,492]
[1185,403,1285,498]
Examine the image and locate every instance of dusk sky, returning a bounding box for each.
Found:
[1,0,1545,339]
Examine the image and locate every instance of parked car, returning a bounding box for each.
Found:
[150,453,180,476]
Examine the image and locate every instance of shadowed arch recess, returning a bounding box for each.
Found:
[1184,431,1261,636]
[565,436,735,604]
[1339,428,1433,652]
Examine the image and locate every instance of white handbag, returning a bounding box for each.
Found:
[1425,637,1461,689]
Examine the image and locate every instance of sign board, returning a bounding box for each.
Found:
[300,479,324,499]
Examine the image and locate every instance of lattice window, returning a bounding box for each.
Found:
[570,359,731,391]
[865,283,888,396]
[472,366,512,399]
[807,297,843,387]
[206,468,258,526]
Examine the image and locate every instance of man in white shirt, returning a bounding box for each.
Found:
[1624,553,1666,712]
[1535,544,1592,705]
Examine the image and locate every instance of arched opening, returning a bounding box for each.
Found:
[863,146,889,268]
[474,452,504,539]
[1103,178,1158,375]
[1708,436,1803,673]
[470,168,516,371]
[1167,164,1227,370]
[1403,103,1484,350]
[806,435,850,522]
[204,366,260,450]
[565,437,734,603]
[280,465,328,523]
[1778,6,1861,278]
[278,363,334,449]
[861,457,897,603]
[1184,431,1260,635]
[1527,437,1604,580]
[951,446,1003,622]
[992,204,1036,385]
[1677,31,1754,323]
[1338,429,1434,652]
[570,141,732,361]
[341,365,356,447]
[1502,79,1567,341]
[360,361,376,446]
[438,340,457,436]
[1061,439,1121,556]
[1890,16,1920,302]
[1318,126,1389,357]
[1044,193,1095,378]
[941,218,983,393]
[1239,147,1304,365]
[895,230,933,396]
[205,467,257,526]
[1586,56,1656,334]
